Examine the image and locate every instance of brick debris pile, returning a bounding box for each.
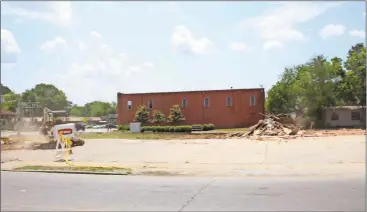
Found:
[226,114,301,138]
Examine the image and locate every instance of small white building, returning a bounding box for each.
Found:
[323,106,365,128]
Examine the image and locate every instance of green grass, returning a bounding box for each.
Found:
[215,128,248,132]
[77,131,169,139]
[14,165,132,174]
[76,129,247,140]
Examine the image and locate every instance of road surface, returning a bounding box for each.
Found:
[1,172,365,211]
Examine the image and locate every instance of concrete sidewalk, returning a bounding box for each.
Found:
[1,135,365,177]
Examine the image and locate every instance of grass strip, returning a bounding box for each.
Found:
[13,165,132,174]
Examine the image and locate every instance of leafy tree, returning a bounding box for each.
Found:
[135,105,150,124]
[70,105,85,116]
[83,101,117,117]
[1,93,20,112]
[1,84,12,95]
[21,83,69,112]
[151,110,166,123]
[265,43,366,124]
[167,105,185,123]
[344,43,366,105]
[0,84,20,112]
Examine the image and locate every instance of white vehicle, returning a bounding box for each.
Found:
[93,125,106,129]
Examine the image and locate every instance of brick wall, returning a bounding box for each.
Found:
[117,88,265,129]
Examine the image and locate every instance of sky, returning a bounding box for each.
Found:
[1,1,365,105]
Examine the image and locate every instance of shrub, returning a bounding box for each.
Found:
[207,123,215,130]
[144,125,192,133]
[180,125,192,132]
[167,105,185,123]
[135,105,150,124]
[201,123,215,131]
[142,126,153,132]
[158,126,165,132]
[151,110,166,124]
[185,125,193,132]
[118,125,130,131]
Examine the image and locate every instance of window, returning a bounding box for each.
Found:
[250,95,256,106]
[351,111,361,120]
[127,101,132,110]
[148,100,153,109]
[331,112,339,121]
[204,97,209,107]
[226,96,232,106]
[182,98,188,108]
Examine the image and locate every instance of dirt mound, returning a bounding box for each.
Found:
[1,134,85,151]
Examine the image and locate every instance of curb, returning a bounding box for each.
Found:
[1,169,131,176]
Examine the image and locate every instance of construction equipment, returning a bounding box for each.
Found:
[40,107,68,135]
[39,107,84,147]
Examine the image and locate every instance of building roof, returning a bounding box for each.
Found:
[324,106,366,110]
[118,88,264,96]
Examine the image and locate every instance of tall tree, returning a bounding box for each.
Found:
[0,84,19,111]
[21,83,69,110]
[0,84,12,95]
[344,43,366,105]
[265,43,366,123]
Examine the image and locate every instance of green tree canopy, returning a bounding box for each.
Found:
[265,43,366,122]
[1,84,12,95]
[21,83,69,110]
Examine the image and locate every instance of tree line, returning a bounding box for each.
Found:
[265,43,366,124]
[1,83,116,117]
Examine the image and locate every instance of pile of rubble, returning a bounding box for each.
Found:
[245,114,300,136]
[226,114,302,139]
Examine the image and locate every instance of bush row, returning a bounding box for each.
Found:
[117,125,130,131]
[192,123,215,131]
[117,123,216,132]
[143,125,192,132]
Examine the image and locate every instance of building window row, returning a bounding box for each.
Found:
[126,95,256,110]
[331,111,361,121]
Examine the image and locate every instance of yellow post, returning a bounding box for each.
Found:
[57,131,73,166]
[64,137,73,165]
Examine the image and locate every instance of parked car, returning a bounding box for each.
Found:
[75,123,86,131]
[93,125,105,129]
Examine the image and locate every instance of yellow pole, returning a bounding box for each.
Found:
[58,131,73,166]
[64,137,73,165]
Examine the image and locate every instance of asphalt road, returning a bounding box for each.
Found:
[1,172,365,211]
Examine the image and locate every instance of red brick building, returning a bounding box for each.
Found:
[117,88,265,128]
